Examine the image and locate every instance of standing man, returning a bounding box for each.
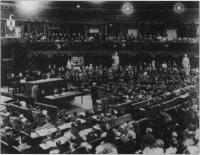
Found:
[31,82,39,104]
[91,82,98,113]
[67,59,72,70]
[182,54,190,75]
[112,52,120,70]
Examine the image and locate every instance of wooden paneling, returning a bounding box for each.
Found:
[1,59,13,86]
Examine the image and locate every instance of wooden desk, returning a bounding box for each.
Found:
[7,103,39,115]
[42,91,90,107]
[26,78,64,84]
[24,78,65,96]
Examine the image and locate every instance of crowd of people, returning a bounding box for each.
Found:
[3,52,199,154]
[9,54,198,90]
[22,32,199,51]
[24,32,199,43]
[1,81,199,154]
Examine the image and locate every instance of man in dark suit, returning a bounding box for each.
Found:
[91,82,98,113]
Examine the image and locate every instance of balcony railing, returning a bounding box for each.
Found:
[22,40,199,52]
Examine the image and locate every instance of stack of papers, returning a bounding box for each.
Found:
[58,122,72,130]
[93,124,101,130]
[39,143,50,150]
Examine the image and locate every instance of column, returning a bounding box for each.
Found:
[28,22,30,36]
[35,22,38,34]
[84,24,88,34]
[65,24,69,34]
[121,24,123,34]
[43,22,47,34]
[105,24,107,35]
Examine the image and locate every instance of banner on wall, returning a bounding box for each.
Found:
[167,29,177,41]
[5,15,21,38]
[71,57,84,66]
[128,29,138,37]
[89,28,99,33]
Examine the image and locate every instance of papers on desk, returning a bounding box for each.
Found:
[30,132,38,138]
[76,118,86,124]
[45,95,56,99]
[18,143,31,151]
[46,141,56,147]
[49,127,57,133]
[36,129,48,137]
[93,124,101,130]
[61,92,68,95]
[91,115,98,120]
[35,127,57,137]
[0,112,10,117]
[39,143,50,150]
[40,140,57,150]
[173,89,181,95]
[64,131,73,140]
[40,135,70,150]
[79,128,94,137]
[58,122,72,130]
[39,141,55,150]
[180,93,189,98]
[97,100,101,104]
[27,78,63,84]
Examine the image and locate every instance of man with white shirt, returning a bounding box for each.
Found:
[67,59,72,70]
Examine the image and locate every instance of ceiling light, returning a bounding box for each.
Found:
[174,3,185,14]
[122,2,134,15]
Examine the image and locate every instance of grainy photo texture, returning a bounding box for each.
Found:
[1,1,199,154]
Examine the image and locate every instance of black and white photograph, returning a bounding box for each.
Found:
[1,0,199,154]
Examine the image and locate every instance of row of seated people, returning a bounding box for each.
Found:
[23,32,199,50]
[1,93,199,154]
[8,58,198,95]
[26,41,199,51]
[24,32,199,43]
[4,63,198,130]
[5,63,198,111]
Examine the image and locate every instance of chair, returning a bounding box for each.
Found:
[8,77,18,94]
